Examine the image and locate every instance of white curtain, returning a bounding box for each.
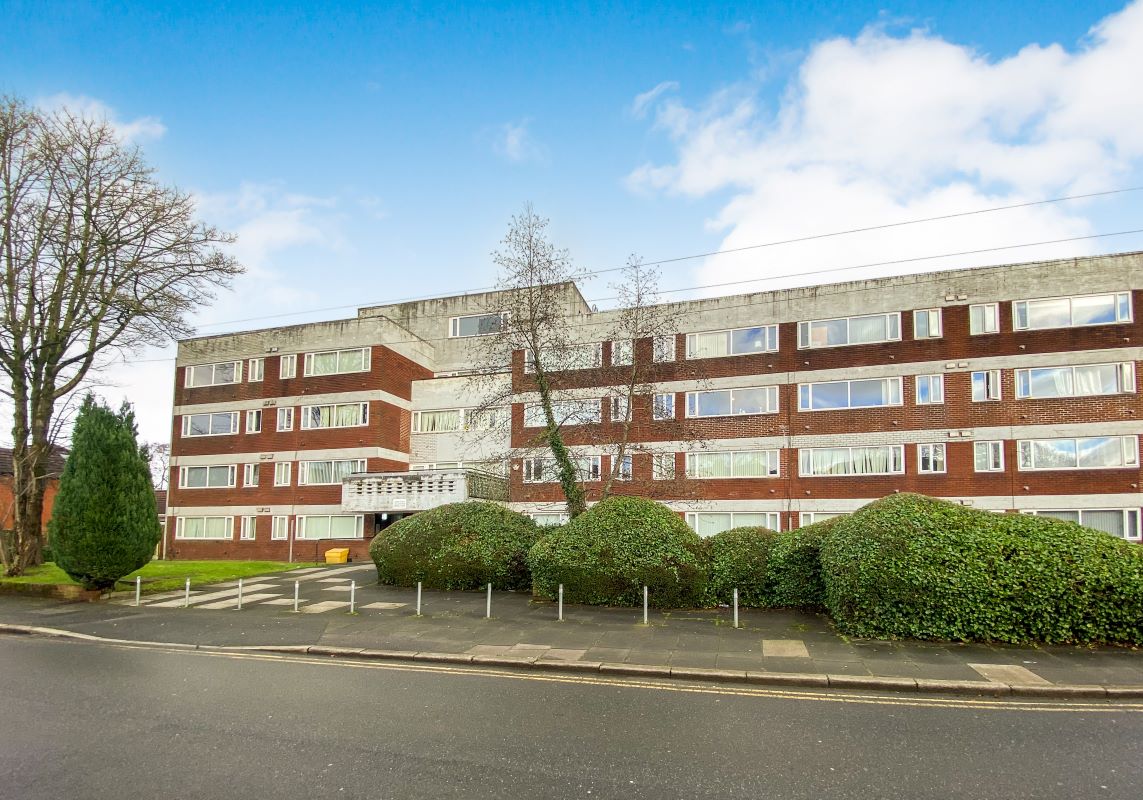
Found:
[1074,364,1116,395]
[689,452,731,478]
[733,451,774,477]
[418,410,461,432]
[1078,437,1121,468]
[688,332,728,359]
[692,514,732,536]
[849,314,888,344]
[1080,510,1123,536]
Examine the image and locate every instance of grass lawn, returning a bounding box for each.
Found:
[0,560,321,594]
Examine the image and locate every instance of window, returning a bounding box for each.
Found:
[304,347,370,376]
[687,325,778,359]
[653,393,675,421]
[179,465,236,489]
[614,454,633,481]
[181,412,239,437]
[1028,509,1141,541]
[247,358,264,382]
[916,374,944,405]
[243,463,259,488]
[686,512,781,537]
[523,399,601,427]
[798,312,900,349]
[1015,362,1136,399]
[240,516,257,541]
[969,303,999,335]
[799,446,905,476]
[274,462,292,487]
[185,361,240,387]
[271,516,289,541]
[465,407,507,430]
[653,335,676,363]
[530,513,569,526]
[974,441,1004,472]
[611,340,633,366]
[913,309,942,339]
[301,402,369,429]
[279,354,297,379]
[277,407,294,431]
[917,443,946,474]
[413,409,462,433]
[299,459,367,485]
[687,450,779,478]
[1013,292,1132,331]
[176,516,232,540]
[971,370,1002,401]
[609,396,629,423]
[798,378,902,411]
[522,456,601,483]
[525,343,602,373]
[450,312,506,338]
[246,409,262,434]
[1018,436,1138,470]
[686,386,779,417]
[296,515,364,540]
[652,453,676,480]
[799,512,842,527]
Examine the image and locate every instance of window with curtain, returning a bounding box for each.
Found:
[300,459,366,485]
[523,399,601,427]
[686,326,778,359]
[687,386,778,417]
[798,378,902,410]
[685,512,780,536]
[525,344,602,373]
[611,340,633,366]
[1018,436,1138,470]
[686,450,778,478]
[297,515,363,540]
[913,309,942,339]
[176,517,232,539]
[653,336,676,362]
[798,313,900,348]
[799,446,904,476]
[304,348,369,376]
[301,402,368,429]
[1015,363,1133,398]
[1013,292,1131,330]
[1031,509,1140,540]
[180,465,236,488]
[969,303,999,334]
[186,361,240,387]
[182,412,239,437]
[413,409,462,432]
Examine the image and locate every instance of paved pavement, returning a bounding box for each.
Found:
[2,562,1142,694]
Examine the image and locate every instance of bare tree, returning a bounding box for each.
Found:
[143,441,170,490]
[0,97,241,575]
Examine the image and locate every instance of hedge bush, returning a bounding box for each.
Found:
[705,526,779,607]
[369,501,540,591]
[768,516,844,610]
[820,493,1143,644]
[528,496,708,607]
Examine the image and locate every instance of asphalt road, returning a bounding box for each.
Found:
[2,636,1141,800]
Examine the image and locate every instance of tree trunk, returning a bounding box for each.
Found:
[4,375,50,575]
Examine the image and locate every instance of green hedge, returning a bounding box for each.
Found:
[768,517,844,610]
[820,493,1143,644]
[369,501,540,590]
[528,496,708,607]
[705,526,778,607]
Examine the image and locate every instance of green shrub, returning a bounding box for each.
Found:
[48,396,161,592]
[369,501,540,590]
[820,493,1143,644]
[705,526,779,606]
[528,496,708,607]
[768,517,844,610]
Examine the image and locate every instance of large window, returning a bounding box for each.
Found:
[969,303,999,335]
[522,456,601,483]
[1017,436,1138,471]
[917,443,946,474]
[176,516,232,540]
[798,312,900,349]
[686,450,779,478]
[179,465,236,489]
[686,386,778,417]
[687,325,778,359]
[915,374,944,405]
[798,377,902,411]
[1027,509,1141,541]
[181,412,239,437]
[301,402,369,429]
[799,446,905,476]
[299,459,367,485]
[525,343,602,373]
[1013,292,1132,331]
[686,512,781,537]
[1015,362,1135,399]
[413,409,462,433]
[523,399,601,427]
[450,312,507,338]
[798,512,843,527]
[185,361,240,388]
[296,515,364,540]
[304,347,370,376]
[974,441,1005,472]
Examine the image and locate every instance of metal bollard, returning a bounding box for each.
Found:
[643,585,648,625]
[183,577,191,608]
[349,580,356,614]
[237,577,244,610]
[486,583,492,619]
[416,582,422,616]
[558,584,564,622]
[293,580,300,613]
[134,576,141,607]
[733,588,739,629]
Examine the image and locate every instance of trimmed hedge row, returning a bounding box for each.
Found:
[768,517,842,610]
[705,526,779,607]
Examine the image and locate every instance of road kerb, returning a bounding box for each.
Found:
[599,662,673,678]
[826,675,919,692]
[745,671,830,688]
[669,667,748,683]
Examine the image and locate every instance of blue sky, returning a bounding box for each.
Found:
[3,0,1142,441]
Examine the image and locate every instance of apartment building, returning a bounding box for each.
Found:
[164,251,1143,560]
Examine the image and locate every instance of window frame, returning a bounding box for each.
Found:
[246,409,262,434]
[799,512,843,527]
[185,360,242,388]
[279,354,297,379]
[611,340,633,366]
[276,407,294,431]
[913,309,943,339]
[653,335,676,363]
[685,450,780,479]
[917,443,947,474]
[797,312,901,349]
[1026,509,1141,541]
[271,516,290,541]
[1017,435,1139,471]
[798,445,906,476]
[449,312,507,338]
[247,358,264,382]
[685,386,779,418]
[243,463,259,488]
[523,399,601,428]
[1013,291,1132,331]
[179,464,237,489]
[295,514,365,540]
[609,395,630,423]
[973,440,1005,472]
[181,411,239,438]
[686,325,779,360]
[524,343,603,373]
[1014,362,1136,399]
[685,511,782,536]
[798,377,903,412]
[239,516,257,541]
[652,393,675,421]
[971,370,1002,402]
[298,459,368,486]
[274,462,292,487]
[521,455,602,483]
[299,402,370,430]
[175,516,233,540]
[915,374,945,405]
[303,347,371,377]
[651,453,676,480]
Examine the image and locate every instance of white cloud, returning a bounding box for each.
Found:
[37,92,166,142]
[493,118,546,163]
[628,1,1143,294]
[630,81,679,119]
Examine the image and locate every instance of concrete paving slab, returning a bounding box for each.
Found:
[540,648,587,661]
[299,601,349,614]
[196,593,281,610]
[970,663,1052,685]
[146,583,276,608]
[360,602,407,610]
[762,639,810,658]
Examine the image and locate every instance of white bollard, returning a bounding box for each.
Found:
[733,588,739,629]
[183,577,191,608]
[293,580,300,613]
[237,577,244,610]
[486,583,492,619]
[349,580,356,614]
[416,582,422,616]
[558,584,564,622]
[643,585,648,625]
[134,576,141,607]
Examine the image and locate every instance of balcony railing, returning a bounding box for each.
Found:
[341,469,509,513]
